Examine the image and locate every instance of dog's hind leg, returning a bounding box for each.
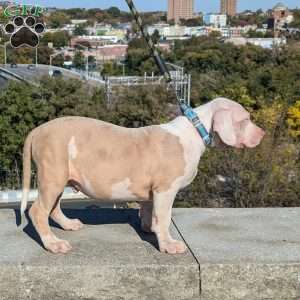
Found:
[51,199,84,231]
[29,168,72,254]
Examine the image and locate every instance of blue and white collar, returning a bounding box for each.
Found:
[180,103,212,146]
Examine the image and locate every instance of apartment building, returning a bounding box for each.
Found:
[168,0,194,23]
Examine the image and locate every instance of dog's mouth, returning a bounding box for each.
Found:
[210,133,225,148]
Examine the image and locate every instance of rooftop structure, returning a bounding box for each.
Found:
[270,2,294,36]
[272,2,293,23]
[273,2,288,11]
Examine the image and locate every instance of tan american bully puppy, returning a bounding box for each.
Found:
[21,97,265,254]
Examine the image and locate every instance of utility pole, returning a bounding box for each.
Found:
[76,43,89,80]
[4,44,7,66]
[4,42,9,66]
[35,47,38,67]
[0,40,9,66]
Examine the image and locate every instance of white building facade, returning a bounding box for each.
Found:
[203,14,227,28]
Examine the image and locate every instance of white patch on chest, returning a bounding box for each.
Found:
[111,178,137,200]
[160,117,205,190]
[68,136,77,160]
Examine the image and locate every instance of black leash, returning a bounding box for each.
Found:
[125,0,212,146]
[125,0,173,84]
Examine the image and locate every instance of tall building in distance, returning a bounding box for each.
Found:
[220,0,237,16]
[168,0,194,23]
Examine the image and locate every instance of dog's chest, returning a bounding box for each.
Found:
[180,134,203,188]
[160,120,205,189]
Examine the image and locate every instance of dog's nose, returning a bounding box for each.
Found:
[255,127,265,139]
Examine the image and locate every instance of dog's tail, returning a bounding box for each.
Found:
[21,131,34,218]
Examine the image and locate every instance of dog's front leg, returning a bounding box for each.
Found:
[151,189,187,254]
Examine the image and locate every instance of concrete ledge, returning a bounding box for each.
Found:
[173,208,300,300]
[0,209,199,300]
[1,207,300,299]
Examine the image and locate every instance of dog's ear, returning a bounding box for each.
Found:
[213,109,237,147]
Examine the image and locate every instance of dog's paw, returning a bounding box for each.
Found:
[45,239,72,254]
[62,219,84,231]
[4,16,45,48]
[159,240,187,254]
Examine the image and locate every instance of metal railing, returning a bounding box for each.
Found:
[0,63,191,105]
[105,67,191,105]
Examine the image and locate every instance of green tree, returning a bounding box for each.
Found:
[52,54,65,67]
[101,61,122,77]
[287,101,300,138]
[40,31,70,48]
[180,17,203,27]
[47,12,70,28]
[73,51,85,69]
[107,6,121,17]
[109,85,171,128]
[88,56,96,64]
[152,29,161,44]
[0,82,53,173]
[74,24,88,36]
[37,46,54,65]
[290,9,300,28]
[7,47,33,64]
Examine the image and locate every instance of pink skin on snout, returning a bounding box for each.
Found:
[236,122,265,149]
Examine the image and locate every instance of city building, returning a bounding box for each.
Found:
[147,23,257,40]
[267,3,294,36]
[147,24,185,38]
[71,35,121,47]
[272,2,294,28]
[203,14,227,28]
[225,37,287,49]
[220,0,237,16]
[167,0,194,23]
[71,19,88,25]
[64,44,128,62]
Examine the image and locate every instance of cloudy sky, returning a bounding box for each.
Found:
[29,0,300,13]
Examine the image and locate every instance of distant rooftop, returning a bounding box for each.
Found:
[273,2,288,11]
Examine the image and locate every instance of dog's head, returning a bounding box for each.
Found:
[211,98,265,149]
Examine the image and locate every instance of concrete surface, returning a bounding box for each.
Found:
[0,208,199,300]
[1,207,300,300]
[173,208,300,300]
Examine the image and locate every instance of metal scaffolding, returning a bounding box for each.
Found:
[105,63,191,106]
